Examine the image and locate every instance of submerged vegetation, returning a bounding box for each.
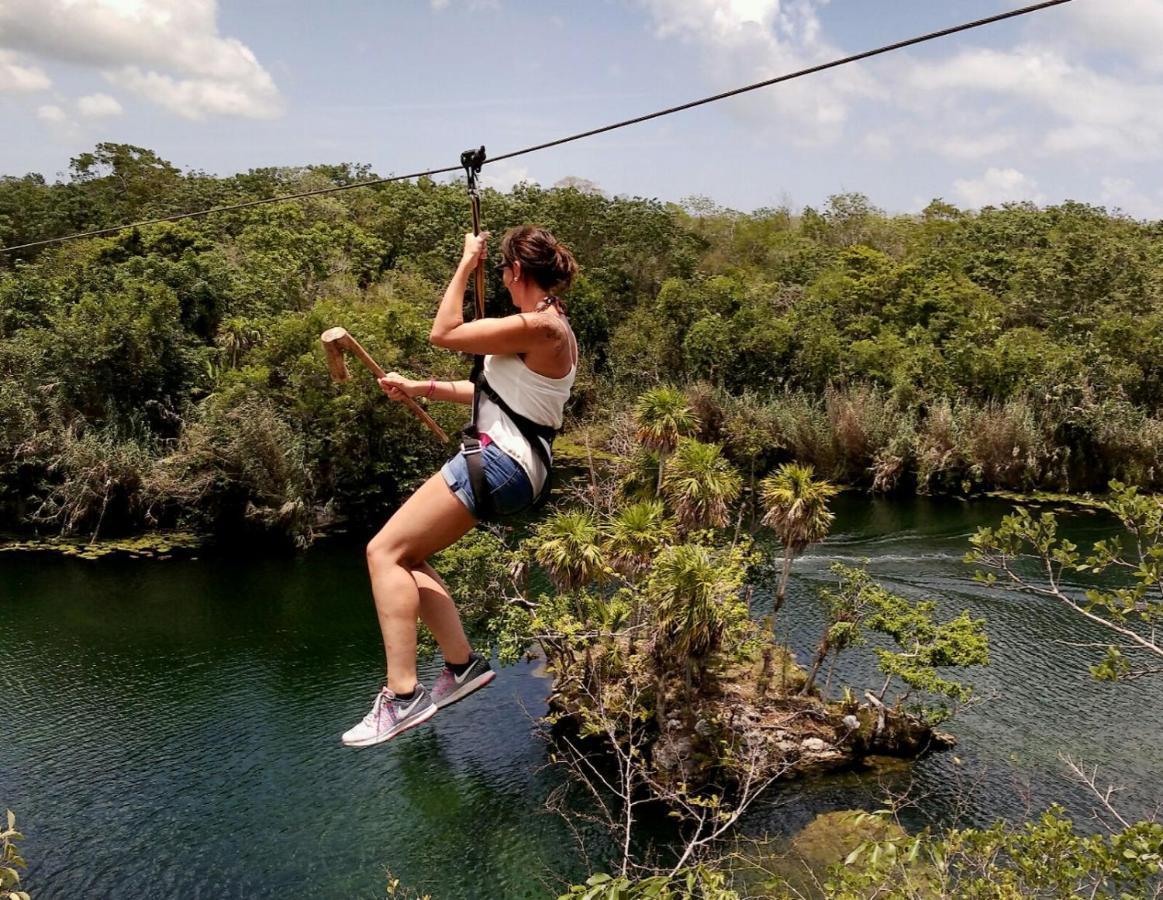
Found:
[3,144,1163,546]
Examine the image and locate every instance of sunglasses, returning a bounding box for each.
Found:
[494,259,513,276]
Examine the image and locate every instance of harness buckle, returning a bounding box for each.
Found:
[460,442,483,456]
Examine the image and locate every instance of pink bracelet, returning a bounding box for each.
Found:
[426,378,436,398]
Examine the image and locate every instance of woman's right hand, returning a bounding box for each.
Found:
[378,372,418,401]
[460,231,489,269]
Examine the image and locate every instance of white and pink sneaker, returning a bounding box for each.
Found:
[341,683,437,747]
[430,653,496,709]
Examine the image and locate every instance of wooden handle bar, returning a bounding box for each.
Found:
[320,327,450,444]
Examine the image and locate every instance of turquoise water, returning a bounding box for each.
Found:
[3,495,1161,898]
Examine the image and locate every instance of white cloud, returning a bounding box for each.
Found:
[35,100,82,138]
[908,45,1163,160]
[1099,176,1163,220]
[76,92,123,118]
[635,1,1163,170]
[35,103,66,122]
[430,0,498,9]
[481,161,533,192]
[109,66,277,120]
[929,133,1017,162]
[860,130,892,159]
[0,0,283,119]
[0,49,50,91]
[953,167,1044,209]
[1053,0,1163,74]
[636,0,879,145]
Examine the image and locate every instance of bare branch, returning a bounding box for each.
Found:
[1059,753,1131,831]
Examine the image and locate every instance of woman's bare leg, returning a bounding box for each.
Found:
[366,473,476,694]
[414,563,473,666]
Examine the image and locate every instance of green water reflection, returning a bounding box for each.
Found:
[2,494,1160,898]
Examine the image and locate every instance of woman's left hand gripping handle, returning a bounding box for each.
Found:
[378,371,417,400]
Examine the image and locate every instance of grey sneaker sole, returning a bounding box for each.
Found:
[342,702,437,748]
[434,669,496,709]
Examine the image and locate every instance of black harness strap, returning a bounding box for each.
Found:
[474,374,558,511]
[461,356,491,519]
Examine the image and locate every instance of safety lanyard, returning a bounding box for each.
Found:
[459,146,495,518]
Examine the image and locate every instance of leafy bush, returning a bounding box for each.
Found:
[0,810,29,900]
[5,147,1163,543]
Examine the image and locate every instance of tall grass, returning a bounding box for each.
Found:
[151,396,313,543]
[825,385,913,489]
[32,422,157,540]
[965,398,1046,491]
[658,384,1163,496]
[768,392,841,479]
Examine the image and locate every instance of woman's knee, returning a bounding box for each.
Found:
[366,532,421,572]
[366,533,397,570]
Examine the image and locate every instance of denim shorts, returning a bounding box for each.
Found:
[441,442,535,519]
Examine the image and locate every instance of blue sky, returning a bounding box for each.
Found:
[3,0,1162,218]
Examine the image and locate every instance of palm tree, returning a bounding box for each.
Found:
[648,543,734,709]
[530,509,607,592]
[606,500,673,577]
[761,463,839,616]
[217,317,262,369]
[661,439,742,532]
[604,500,672,657]
[634,386,699,495]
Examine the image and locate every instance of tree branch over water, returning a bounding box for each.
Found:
[968,482,1163,682]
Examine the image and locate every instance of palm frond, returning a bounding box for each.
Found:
[662,438,742,531]
[760,462,839,552]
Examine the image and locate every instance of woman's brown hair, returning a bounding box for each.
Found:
[500,226,578,292]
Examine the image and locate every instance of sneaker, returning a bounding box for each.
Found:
[341,683,437,747]
[430,652,496,709]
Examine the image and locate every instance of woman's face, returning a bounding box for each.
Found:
[498,259,522,306]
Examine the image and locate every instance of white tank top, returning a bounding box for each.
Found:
[478,351,577,492]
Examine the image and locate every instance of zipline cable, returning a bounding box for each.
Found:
[0,0,1073,255]
[487,0,1073,166]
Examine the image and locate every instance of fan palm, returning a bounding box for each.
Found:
[648,543,732,696]
[661,439,742,532]
[761,463,839,616]
[606,500,673,576]
[217,317,262,369]
[634,386,699,494]
[530,509,607,592]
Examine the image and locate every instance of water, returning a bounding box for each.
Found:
[748,494,1163,839]
[2,495,1161,898]
[1,550,584,899]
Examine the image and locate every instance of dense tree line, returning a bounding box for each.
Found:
[1,144,1160,541]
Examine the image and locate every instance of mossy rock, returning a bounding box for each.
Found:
[790,810,906,872]
[733,810,908,898]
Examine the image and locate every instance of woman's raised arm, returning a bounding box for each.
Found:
[429,231,561,357]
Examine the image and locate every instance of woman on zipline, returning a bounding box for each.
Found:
[342,225,579,747]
